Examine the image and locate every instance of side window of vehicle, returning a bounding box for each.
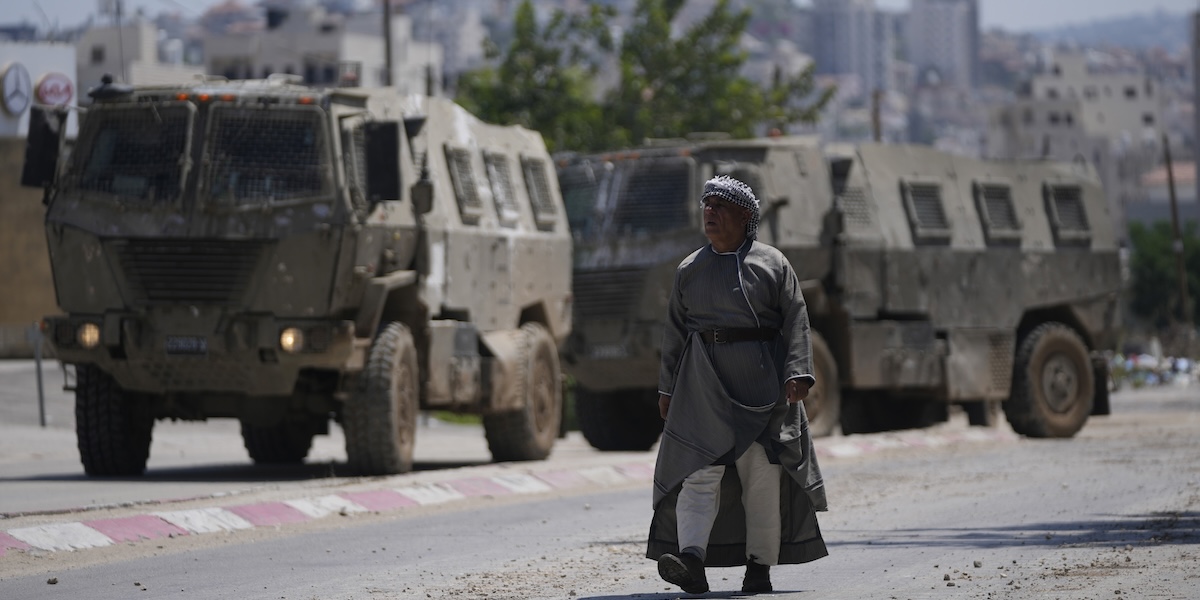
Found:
[445,145,483,225]
[973,182,1021,246]
[616,157,692,234]
[521,156,557,231]
[901,180,952,245]
[343,122,368,210]
[484,151,520,228]
[1044,183,1091,246]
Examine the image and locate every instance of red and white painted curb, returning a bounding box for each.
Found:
[0,428,1014,558]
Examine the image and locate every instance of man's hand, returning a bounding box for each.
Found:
[658,393,671,420]
[785,379,811,404]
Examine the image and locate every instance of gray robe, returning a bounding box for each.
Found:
[647,240,828,567]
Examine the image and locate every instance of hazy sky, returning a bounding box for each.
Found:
[6,0,1198,34]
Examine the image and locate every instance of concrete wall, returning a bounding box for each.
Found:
[0,138,57,357]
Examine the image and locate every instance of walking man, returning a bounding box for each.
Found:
[647,175,828,594]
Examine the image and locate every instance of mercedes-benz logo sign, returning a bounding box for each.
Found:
[2,62,33,116]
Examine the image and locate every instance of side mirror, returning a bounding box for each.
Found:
[363,121,401,203]
[21,106,66,189]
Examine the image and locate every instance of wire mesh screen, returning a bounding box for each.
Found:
[207,106,328,205]
[484,151,520,227]
[612,158,690,234]
[445,146,483,224]
[74,104,192,203]
[522,156,558,231]
[558,162,604,235]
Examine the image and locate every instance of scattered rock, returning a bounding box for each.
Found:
[47,578,58,585]
[973,560,983,568]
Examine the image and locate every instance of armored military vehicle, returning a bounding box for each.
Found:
[22,74,572,476]
[559,137,1120,450]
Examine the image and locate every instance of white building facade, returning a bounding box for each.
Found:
[907,0,978,89]
[812,0,893,96]
[76,18,204,93]
[203,5,443,95]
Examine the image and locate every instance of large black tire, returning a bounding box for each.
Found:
[805,332,841,437]
[484,322,562,462]
[1005,322,1094,438]
[241,419,316,465]
[343,322,419,475]
[75,365,154,476]
[576,388,663,451]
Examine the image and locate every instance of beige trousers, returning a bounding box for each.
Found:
[675,441,782,565]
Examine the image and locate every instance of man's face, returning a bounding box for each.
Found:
[702,195,750,247]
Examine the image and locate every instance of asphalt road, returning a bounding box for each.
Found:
[0,359,1196,599]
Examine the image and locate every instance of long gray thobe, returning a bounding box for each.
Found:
[647,239,829,567]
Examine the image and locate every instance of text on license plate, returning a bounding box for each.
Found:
[165,335,208,355]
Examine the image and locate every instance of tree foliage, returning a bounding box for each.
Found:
[455,0,834,153]
[1127,221,1200,328]
[454,1,615,153]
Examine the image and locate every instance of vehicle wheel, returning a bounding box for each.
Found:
[343,322,419,475]
[484,322,562,462]
[1005,322,1094,438]
[576,388,663,451]
[75,365,154,476]
[241,419,316,464]
[805,332,841,437]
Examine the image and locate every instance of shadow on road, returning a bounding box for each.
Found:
[578,592,770,600]
[0,458,492,485]
[828,511,1200,550]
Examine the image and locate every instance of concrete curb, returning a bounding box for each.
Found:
[0,427,1016,559]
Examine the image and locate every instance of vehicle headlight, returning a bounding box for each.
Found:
[279,327,305,354]
[77,323,101,349]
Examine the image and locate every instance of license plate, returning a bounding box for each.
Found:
[165,335,208,355]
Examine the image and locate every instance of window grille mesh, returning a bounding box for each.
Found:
[839,187,872,228]
[612,160,690,234]
[74,104,191,203]
[484,151,519,227]
[522,157,557,231]
[909,183,948,230]
[1051,186,1088,231]
[558,163,603,234]
[445,146,482,224]
[207,107,327,205]
[980,184,1019,231]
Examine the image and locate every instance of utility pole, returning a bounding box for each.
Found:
[382,0,393,87]
[1162,132,1193,350]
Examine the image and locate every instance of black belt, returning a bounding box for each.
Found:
[699,328,777,344]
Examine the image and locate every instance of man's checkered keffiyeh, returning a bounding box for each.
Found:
[702,175,760,240]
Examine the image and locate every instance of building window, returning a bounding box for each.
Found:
[445,146,483,225]
[1143,113,1155,126]
[1046,87,1059,100]
[1145,81,1154,97]
[1064,113,1074,127]
[90,45,105,65]
[1124,86,1137,99]
[1048,111,1061,125]
[1022,109,1033,125]
[1083,86,1097,100]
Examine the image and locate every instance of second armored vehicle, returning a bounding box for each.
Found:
[559,137,1120,450]
[23,75,572,476]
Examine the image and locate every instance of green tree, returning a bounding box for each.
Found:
[607,0,832,147]
[456,0,834,152]
[454,1,615,153]
[1127,221,1200,327]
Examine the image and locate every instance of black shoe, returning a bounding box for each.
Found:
[658,552,709,594]
[741,560,772,594]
